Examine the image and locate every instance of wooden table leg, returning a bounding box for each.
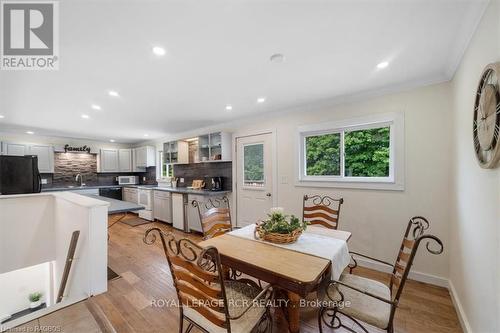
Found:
[287,291,301,333]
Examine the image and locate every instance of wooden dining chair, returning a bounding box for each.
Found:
[143,228,273,333]
[192,196,233,240]
[318,216,444,333]
[303,195,344,230]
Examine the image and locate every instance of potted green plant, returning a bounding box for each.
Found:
[29,292,43,309]
[255,207,307,244]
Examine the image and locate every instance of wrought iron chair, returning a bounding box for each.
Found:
[318,216,444,333]
[192,196,233,240]
[303,195,344,230]
[144,228,273,333]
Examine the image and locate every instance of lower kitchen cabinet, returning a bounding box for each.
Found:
[187,194,205,233]
[171,193,185,230]
[153,190,172,223]
[123,187,138,203]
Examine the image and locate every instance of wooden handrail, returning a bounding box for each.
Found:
[56,230,80,303]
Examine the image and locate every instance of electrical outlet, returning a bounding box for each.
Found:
[41,178,48,185]
[180,178,185,183]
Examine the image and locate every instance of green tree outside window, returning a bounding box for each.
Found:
[305,127,390,178]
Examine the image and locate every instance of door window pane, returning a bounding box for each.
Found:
[344,127,390,177]
[244,144,264,186]
[305,133,341,176]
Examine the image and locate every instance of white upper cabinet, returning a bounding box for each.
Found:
[2,142,29,156]
[29,145,54,173]
[198,132,232,162]
[100,149,119,172]
[135,146,156,168]
[1,142,54,173]
[118,149,132,172]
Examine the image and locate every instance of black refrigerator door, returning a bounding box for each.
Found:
[0,155,41,195]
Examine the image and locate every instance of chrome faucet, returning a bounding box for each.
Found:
[75,174,86,187]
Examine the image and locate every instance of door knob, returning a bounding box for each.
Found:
[266,193,272,197]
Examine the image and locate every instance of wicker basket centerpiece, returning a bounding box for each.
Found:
[254,207,307,244]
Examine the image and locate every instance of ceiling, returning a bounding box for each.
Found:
[0,0,488,143]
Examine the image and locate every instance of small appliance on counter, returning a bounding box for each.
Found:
[0,155,42,195]
[191,179,205,189]
[210,177,223,191]
[118,175,139,185]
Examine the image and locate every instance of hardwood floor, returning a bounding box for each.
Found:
[19,217,462,333]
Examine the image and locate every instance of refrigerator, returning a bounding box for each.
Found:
[0,155,42,195]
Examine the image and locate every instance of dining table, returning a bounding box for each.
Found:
[198,225,352,333]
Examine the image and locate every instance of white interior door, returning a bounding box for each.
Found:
[236,133,274,227]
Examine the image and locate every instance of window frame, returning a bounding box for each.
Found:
[242,142,266,189]
[297,112,404,191]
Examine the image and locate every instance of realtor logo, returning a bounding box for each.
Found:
[1,0,59,70]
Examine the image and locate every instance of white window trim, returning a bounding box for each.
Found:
[242,142,266,190]
[296,112,405,191]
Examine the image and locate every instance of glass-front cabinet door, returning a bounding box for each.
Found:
[198,134,210,162]
[210,132,222,160]
[170,141,178,163]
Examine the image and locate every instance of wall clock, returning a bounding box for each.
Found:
[473,62,500,169]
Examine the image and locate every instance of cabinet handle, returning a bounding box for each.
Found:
[266,193,272,197]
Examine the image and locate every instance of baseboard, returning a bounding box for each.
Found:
[448,280,472,333]
[354,257,448,287]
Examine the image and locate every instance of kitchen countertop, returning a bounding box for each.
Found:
[82,194,143,214]
[124,185,231,196]
[42,184,231,196]
[41,185,124,192]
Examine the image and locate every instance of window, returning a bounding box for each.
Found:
[243,143,264,187]
[298,113,404,190]
[344,127,390,177]
[306,133,341,176]
[159,151,173,179]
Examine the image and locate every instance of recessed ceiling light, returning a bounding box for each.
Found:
[108,90,119,97]
[270,53,285,63]
[81,114,90,119]
[91,104,102,110]
[26,131,34,135]
[0,115,4,119]
[144,134,149,137]
[376,61,389,69]
[110,139,115,142]
[152,46,166,56]
[225,105,233,111]
[257,97,266,103]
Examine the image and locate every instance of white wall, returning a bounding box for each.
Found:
[0,196,55,273]
[449,1,500,332]
[0,262,53,319]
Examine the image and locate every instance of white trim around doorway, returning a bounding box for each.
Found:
[232,128,278,227]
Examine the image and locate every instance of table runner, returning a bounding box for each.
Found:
[229,224,350,280]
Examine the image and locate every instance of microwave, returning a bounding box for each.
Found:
[118,176,139,185]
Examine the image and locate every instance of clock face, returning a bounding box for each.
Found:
[473,63,500,168]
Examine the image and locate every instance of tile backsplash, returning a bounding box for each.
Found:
[173,161,232,190]
[53,152,97,184]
